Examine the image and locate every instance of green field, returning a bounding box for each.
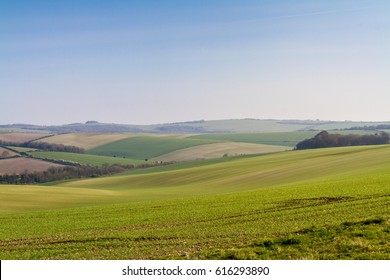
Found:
[87,136,219,159]
[189,131,318,146]
[29,151,144,166]
[190,130,377,147]
[1,144,390,259]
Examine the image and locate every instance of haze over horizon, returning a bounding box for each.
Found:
[1,0,389,125]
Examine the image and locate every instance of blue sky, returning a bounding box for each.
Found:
[1,0,389,125]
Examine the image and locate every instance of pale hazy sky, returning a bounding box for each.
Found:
[1,0,389,125]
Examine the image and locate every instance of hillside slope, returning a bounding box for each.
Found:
[1,145,390,259]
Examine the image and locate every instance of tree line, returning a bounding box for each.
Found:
[0,162,166,185]
[0,140,85,153]
[344,124,390,131]
[295,131,390,150]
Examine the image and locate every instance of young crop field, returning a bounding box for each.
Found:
[87,136,220,160]
[29,151,144,166]
[0,144,389,259]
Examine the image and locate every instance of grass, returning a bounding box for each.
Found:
[87,136,219,159]
[1,144,390,259]
[29,151,144,166]
[194,218,390,259]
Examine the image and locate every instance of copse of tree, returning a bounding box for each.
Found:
[0,164,132,184]
[20,141,85,153]
[295,131,390,150]
[0,140,85,153]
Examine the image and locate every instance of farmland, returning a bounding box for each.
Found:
[87,136,220,159]
[189,131,318,147]
[29,151,144,166]
[1,144,390,259]
[151,142,291,162]
[189,130,377,147]
[38,133,133,149]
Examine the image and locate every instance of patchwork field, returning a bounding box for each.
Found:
[1,144,390,259]
[0,157,63,175]
[39,133,133,149]
[87,136,220,160]
[152,142,291,162]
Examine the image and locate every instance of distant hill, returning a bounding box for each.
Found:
[1,119,390,134]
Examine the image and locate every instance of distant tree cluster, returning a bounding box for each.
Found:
[0,140,84,153]
[295,131,390,150]
[344,124,390,131]
[20,141,85,153]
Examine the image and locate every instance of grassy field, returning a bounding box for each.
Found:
[151,142,291,162]
[87,136,219,159]
[29,151,144,166]
[1,144,390,259]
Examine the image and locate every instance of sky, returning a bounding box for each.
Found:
[1,0,389,125]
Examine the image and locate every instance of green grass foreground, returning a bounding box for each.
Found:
[0,145,390,259]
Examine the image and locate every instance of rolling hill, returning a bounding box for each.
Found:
[1,144,389,259]
[3,119,390,134]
